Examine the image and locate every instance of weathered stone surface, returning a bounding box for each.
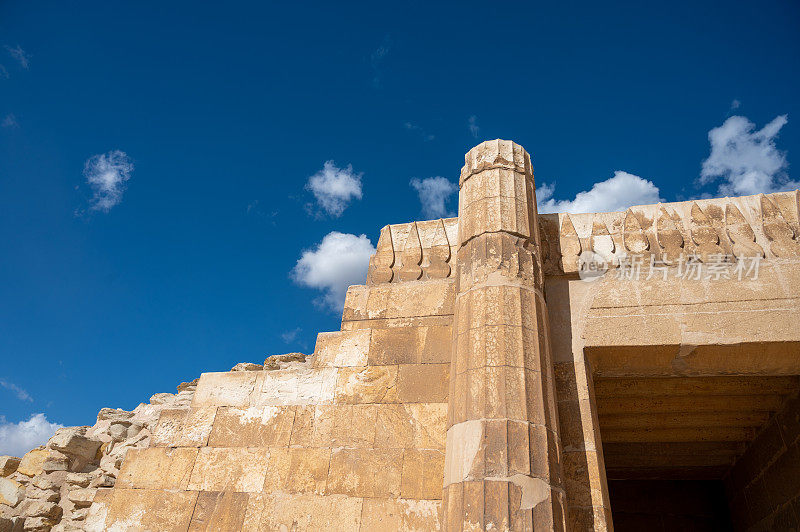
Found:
[361,498,442,531]
[103,488,198,532]
[0,478,24,507]
[16,449,48,478]
[231,362,263,372]
[207,406,294,447]
[0,459,19,479]
[151,407,217,447]
[263,352,307,370]
[22,486,58,502]
[66,488,96,508]
[187,447,270,492]
[191,371,258,408]
[188,491,248,531]
[253,367,336,406]
[48,427,101,463]
[313,330,370,368]
[176,377,200,392]
[242,492,362,531]
[327,448,403,498]
[21,499,62,520]
[335,365,399,404]
[116,447,198,490]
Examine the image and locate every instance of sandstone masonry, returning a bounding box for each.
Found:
[3,140,799,531]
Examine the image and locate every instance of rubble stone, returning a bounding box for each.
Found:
[0,459,19,478]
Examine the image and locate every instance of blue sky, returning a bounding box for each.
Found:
[1,0,798,454]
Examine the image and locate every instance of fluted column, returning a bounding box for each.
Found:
[443,140,566,530]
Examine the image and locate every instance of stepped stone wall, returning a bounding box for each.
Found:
[4,140,800,531]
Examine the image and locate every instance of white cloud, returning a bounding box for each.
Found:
[83,150,134,212]
[0,378,32,402]
[281,327,301,344]
[1,113,18,128]
[700,114,796,196]
[291,232,375,311]
[5,45,30,69]
[468,115,479,138]
[410,176,457,218]
[305,161,363,217]
[731,99,741,110]
[0,414,63,457]
[538,171,663,214]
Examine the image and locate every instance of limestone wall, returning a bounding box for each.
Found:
[724,390,800,530]
[0,379,199,531]
[89,290,451,531]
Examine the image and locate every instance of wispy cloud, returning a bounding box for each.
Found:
[83,150,134,212]
[730,99,741,110]
[5,45,30,69]
[468,115,479,139]
[410,177,458,218]
[281,327,301,344]
[538,171,662,214]
[305,161,363,218]
[0,414,63,457]
[0,65,8,79]
[291,232,375,311]
[404,122,435,142]
[370,34,392,88]
[700,114,796,196]
[1,113,18,128]
[0,378,33,402]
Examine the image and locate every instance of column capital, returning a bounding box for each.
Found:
[460,139,533,186]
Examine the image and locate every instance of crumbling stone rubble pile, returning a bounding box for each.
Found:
[0,353,305,532]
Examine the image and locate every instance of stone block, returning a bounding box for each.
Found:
[289,405,333,447]
[327,448,403,498]
[103,488,198,532]
[83,487,112,531]
[312,330,370,368]
[21,499,62,519]
[151,407,217,447]
[360,498,403,531]
[401,449,445,500]
[0,478,24,507]
[397,363,449,403]
[206,406,295,447]
[24,485,59,502]
[331,405,377,448]
[187,447,270,493]
[335,366,399,404]
[187,491,249,531]
[48,427,101,462]
[116,447,198,490]
[368,327,418,365]
[66,487,96,508]
[253,367,337,406]
[375,403,447,450]
[0,457,20,478]
[242,492,362,531]
[17,448,49,477]
[191,371,258,408]
[360,498,442,531]
[386,281,455,320]
[284,448,331,494]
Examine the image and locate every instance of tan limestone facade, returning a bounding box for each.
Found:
[3,140,799,531]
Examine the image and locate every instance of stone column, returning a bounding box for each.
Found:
[443,140,566,530]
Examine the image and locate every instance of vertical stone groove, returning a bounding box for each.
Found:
[443,140,566,530]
